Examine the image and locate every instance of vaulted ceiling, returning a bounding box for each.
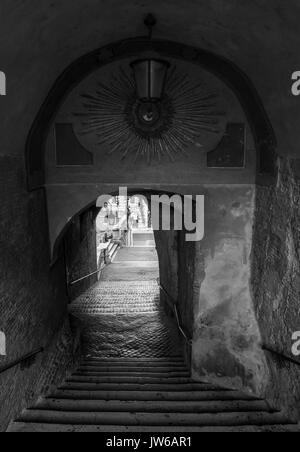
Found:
[1,0,299,158]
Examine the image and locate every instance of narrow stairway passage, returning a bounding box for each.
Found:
[7,246,300,432]
[69,246,183,359]
[8,357,299,432]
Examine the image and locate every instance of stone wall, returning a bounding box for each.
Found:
[154,227,195,364]
[0,155,77,431]
[64,207,98,301]
[178,231,197,336]
[0,319,79,431]
[154,229,179,303]
[252,158,300,418]
[192,186,270,397]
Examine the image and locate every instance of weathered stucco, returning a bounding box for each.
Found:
[252,158,300,417]
[192,186,270,396]
[43,52,256,256]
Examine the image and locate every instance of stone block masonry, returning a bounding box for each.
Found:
[0,331,5,355]
[64,207,99,301]
[0,155,76,431]
[252,157,300,418]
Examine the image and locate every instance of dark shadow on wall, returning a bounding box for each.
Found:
[251,157,300,419]
[153,198,199,362]
[64,206,99,301]
[0,156,79,432]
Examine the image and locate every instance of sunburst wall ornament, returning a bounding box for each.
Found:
[74,65,226,163]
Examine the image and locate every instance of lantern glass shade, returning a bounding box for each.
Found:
[131,59,170,102]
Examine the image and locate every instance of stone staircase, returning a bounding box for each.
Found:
[7,357,299,432]
[106,241,120,263]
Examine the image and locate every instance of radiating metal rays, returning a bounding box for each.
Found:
[74,66,226,162]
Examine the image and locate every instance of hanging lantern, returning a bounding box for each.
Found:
[131,59,170,102]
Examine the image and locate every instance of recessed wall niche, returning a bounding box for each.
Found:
[55,124,93,166]
[207,123,246,168]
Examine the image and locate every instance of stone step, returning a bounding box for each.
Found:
[82,357,185,365]
[76,305,160,309]
[65,376,207,384]
[79,309,160,312]
[80,361,188,373]
[73,371,191,379]
[77,310,161,315]
[75,306,161,310]
[17,410,294,427]
[77,301,160,304]
[60,382,233,392]
[77,365,190,373]
[107,242,119,257]
[34,398,272,414]
[50,389,262,402]
[8,423,300,433]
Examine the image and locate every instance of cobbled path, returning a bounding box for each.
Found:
[70,247,182,359]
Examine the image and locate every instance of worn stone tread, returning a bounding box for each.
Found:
[7,423,300,433]
[49,389,261,402]
[73,371,191,378]
[34,398,271,414]
[16,410,295,427]
[49,389,262,402]
[77,366,189,373]
[60,382,230,392]
[66,376,194,384]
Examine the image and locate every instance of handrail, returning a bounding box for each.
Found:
[174,304,193,346]
[262,344,300,367]
[158,281,176,309]
[158,282,192,347]
[0,347,44,376]
[69,266,104,286]
[69,241,120,286]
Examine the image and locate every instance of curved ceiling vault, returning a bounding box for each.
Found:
[1,0,300,176]
[2,0,299,260]
[27,37,276,189]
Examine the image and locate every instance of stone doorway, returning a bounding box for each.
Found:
[69,235,183,360]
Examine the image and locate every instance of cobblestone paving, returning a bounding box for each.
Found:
[71,248,181,358]
[76,312,182,359]
[70,247,182,359]
[70,281,161,315]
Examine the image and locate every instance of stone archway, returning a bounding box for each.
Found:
[25,37,275,400]
[26,37,276,190]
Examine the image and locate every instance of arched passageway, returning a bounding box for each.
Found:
[63,190,197,364]
[23,35,275,415]
[7,190,299,432]
[2,9,300,431]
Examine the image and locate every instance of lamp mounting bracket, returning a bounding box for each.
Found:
[144,14,157,39]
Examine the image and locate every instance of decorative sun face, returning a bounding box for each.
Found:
[138,102,160,124]
[74,65,227,163]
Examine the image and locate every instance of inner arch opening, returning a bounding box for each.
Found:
[64,191,195,364]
